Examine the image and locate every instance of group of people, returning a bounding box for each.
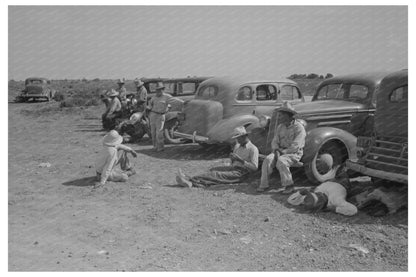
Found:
[95,99,358,216]
[100,78,174,152]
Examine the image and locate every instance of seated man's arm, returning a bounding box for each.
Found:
[116,144,137,157]
[281,124,306,155]
[242,146,259,171]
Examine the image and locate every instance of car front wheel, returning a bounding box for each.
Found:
[304,141,346,185]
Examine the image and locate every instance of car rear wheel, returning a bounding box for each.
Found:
[304,141,346,185]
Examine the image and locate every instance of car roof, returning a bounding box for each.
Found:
[201,76,297,87]
[142,76,212,83]
[380,69,408,86]
[319,71,391,87]
[26,77,49,81]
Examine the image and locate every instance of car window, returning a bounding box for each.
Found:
[236,86,253,101]
[29,80,43,85]
[390,85,408,103]
[316,83,343,100]
[256,85,277,101]
[349,84,369,99]
[181,82,196,94]
[164,82,175,94]
[293,87,302,99]
[197,85,219,99]
[280,85,297,101]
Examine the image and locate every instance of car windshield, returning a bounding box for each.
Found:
[197,85,219,99]
[316,83,369,102]
[28,80,43,85]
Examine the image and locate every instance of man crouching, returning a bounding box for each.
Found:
[176,126,259,188]
[94,130,137,189]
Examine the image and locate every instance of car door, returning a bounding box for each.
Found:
[232,85,256,116]
[253,83,279,117]
[278,84,304,105]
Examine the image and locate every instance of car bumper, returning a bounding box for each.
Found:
[173,131,209,143]
[346,160,408,184]
[20,94,48,98]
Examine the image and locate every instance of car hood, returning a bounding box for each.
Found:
[293,100,366,116]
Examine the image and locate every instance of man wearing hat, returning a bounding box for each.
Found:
[258,102,306,194]
[102,89,123,130]
[176,126,259,188]
[147,82,173,151]
[94,130,138,188]
[116,78,128,104]
[287,180,358,216]
[133,78,148,112]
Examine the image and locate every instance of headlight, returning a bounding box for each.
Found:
[259,115,271,128]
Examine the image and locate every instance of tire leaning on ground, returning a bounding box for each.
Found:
[304,141,346,185]
[164,118,183,144]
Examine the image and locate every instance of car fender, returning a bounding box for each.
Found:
[165,111,180,122]
[206,114,261,144]
[301,127,357,163]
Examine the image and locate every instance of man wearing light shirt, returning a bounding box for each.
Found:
[258,102,306,194]
[94,130,137,189]
[176,126,259,188]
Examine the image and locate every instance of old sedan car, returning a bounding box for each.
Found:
[168,77,305,144]
[346,70,408,184]
[249,71,393,184]
[16,77,56,102]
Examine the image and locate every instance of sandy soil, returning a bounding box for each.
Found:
[8,101,408,271]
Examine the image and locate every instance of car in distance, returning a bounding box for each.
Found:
[346,70,408,184]
[16,77,56,102]
[249,71,393,184]
[169,76,305,144]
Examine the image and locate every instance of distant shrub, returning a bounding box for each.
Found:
[53,91,66,102]
[325,73,334,79]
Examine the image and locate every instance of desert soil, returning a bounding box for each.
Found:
[8,101,408,271]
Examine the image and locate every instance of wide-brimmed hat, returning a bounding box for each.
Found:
[302,191,328,212]
[117,78,125,84]
[103,130,123,147]
[134,78,144,86]
[231,126,249,139]
[107,89,119,97]
[155,82,165,90]
[277,101,297,115]
[287,191,306,206]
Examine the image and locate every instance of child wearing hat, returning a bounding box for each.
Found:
[94,130,137,188]
[176,126,259,188]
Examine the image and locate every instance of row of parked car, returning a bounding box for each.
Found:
[148,70,408,186]
[18,71,408,186]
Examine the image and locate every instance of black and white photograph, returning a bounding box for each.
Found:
[6,2,409,272]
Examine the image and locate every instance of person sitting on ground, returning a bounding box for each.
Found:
[94,130,137,189]
[176,126,259,188]
[257,102,306,194]
[286,172,358,216]
[102,89,123,130]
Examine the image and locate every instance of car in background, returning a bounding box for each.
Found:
[169,77,305,144]
[346,70,408,184]
[249,71,393,184]
[15,77,56,102]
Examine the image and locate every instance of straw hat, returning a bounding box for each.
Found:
[107,89,119,97]
[117,78,125,84]
[231,126,249,139]
[134,78,144,87]
[287,191,306,206]
[155,82,165,90]
[103,130,123,147]
[277,101,297,115]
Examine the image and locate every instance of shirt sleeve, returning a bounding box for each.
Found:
[282,123,306,154]
[243,145,259,171]
[271,125,281,151]
[116,144,132,152]
[108,99,117,114]
[100,149,118,184]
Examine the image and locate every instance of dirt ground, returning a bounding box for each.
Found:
[8,101,408,271]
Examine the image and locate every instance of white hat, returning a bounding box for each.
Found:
[103,130,123,147]
[287,191,306,206]
[277,101,297,115]
[231,126,249,139]
[155,82,165,90]
[117,78,125,84]
[134,78,144,86]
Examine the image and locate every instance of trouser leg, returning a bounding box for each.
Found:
[149,113,157,148]
[190,166,249,187]
[259,153,276,189]
[117,150,131,171]
[276,155,296,187]
[150,113,165,150]
[107,170,129,182]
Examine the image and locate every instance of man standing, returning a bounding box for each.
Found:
[176,126,259,188]
[257,102,306,194]
[147,82,172,151]
[134,78,148,112]
[94,130,137,189]
[102,89,123,130]
[116,78,128,106]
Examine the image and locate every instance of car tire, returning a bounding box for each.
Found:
[304,141,346,185]
[164,119,183,144]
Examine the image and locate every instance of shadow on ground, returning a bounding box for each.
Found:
[62,176,96,187]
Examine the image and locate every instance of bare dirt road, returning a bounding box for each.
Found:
[8,101,408,271]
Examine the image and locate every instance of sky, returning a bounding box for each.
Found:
[8,5,408,80]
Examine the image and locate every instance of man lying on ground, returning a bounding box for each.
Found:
[94,130,137,189]
[176,126,259,188]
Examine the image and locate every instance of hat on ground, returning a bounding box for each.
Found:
[302,191,328,212]
[231,126,249,139]
[107,89,119,97]
[277,101,297,116]
[117,78,125,84]
[155,82,165,90]
[103,130,123,147]
[287,191,306,206]
[134,78,144,86]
